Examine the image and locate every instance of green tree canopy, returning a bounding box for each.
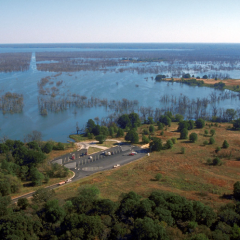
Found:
[180,128,188,139]
[233,118,240,130]
[150,138,162,151]
[44,199,66,223]
[234,181,240,200]
[117,114,131,129]
[128,113,141,128]
[95,134,106,144]
[149,125,155,133]
[125,129,139,143]
[116,128,124,138]
[189,132,198,142]
[195,118,205,128]
[86,119,96,133]
[222,140,229,148]
[32,188,56,203]
[133,217,168,240]
[159,115,171,126]
[42,142,53,154]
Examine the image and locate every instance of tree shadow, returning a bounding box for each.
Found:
[220,193,234,200]
[22,182,34,187]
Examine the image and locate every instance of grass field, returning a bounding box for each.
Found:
[55,122,240,209]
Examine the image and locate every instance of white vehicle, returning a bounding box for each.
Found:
[113,164,120,168]
[131,151,137,155]
[65,179,72,183]
[89,156,93,159]
[105,151,111,156]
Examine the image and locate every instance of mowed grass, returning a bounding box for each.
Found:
[55,122,240,208]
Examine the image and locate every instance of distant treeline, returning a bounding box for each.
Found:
[0,52,31,72]
[35,51,240,75]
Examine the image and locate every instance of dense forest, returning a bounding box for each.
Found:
[0,132,69,197]
[1,185,240,239]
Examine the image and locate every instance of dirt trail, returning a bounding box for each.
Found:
[75,139,121,150]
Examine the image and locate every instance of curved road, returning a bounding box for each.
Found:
[12,145,148,203]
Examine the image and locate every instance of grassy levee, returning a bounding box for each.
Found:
[55,122,240,208]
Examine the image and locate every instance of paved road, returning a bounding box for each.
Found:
[12,144,148,203]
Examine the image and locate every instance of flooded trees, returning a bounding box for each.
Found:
[0,92,24,114]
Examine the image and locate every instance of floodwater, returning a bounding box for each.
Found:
[0,47,240,142]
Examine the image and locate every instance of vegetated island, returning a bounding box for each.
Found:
[1,113,240,239]
[155,73,240,92]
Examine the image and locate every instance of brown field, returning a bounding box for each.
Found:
[55,122,240,209]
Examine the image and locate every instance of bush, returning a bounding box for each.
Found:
[116,128,124,138]
[203,140,209,146]
[215,146,221,153]
[95,135,106,144]
[155,173,162,181]
[171,137,177,144]
[160,131,164,136]
[181,147,185,154]
[165,139,173,149]
[143,129,149,135]
[53,142,65,150]
[212,157,222,166]
[189,132,198,143]
[42,142,53,154]
[180,128,188,139]
[149,125,155,133]
[157,122,164,130]
[142,135,150,144]
[206,158,212,165]
[17,198,29,210]
[222,140,229,149]
[210,129,215,136]
[209,137,215,145]
[87,132,94,139]
[204,130,209,135]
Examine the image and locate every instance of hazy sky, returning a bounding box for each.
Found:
[0,0,240,43]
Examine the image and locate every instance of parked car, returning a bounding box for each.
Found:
[113,164,120,168]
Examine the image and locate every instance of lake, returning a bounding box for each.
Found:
[0,44,240,142]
